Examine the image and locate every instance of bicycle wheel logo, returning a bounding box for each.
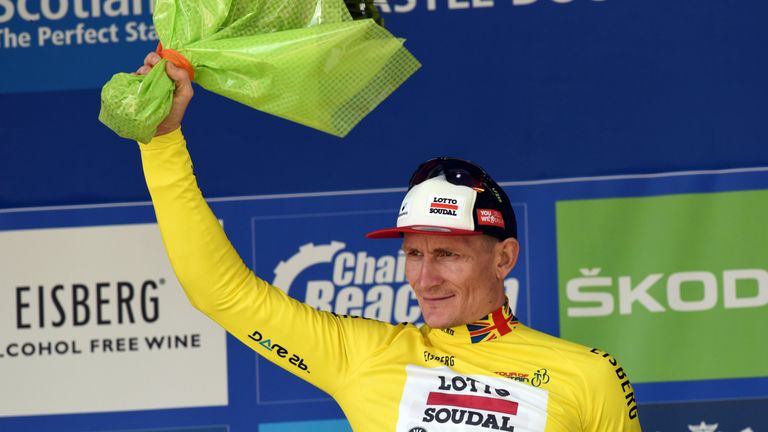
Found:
[531,368,550,387]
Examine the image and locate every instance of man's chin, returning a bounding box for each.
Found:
[419,298,460,328]
[422,314,460,330]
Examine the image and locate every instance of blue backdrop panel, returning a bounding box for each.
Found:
[2,1,768,209]
[639,398,767,432]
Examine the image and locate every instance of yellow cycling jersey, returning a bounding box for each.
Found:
[140,129,642,432]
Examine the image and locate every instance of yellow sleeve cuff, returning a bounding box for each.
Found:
[138,127,185,148]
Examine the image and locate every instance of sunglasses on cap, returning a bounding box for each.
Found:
[409,157,511,211]
[408,157,490,193]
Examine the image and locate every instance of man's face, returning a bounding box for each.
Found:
[403,233,517,329]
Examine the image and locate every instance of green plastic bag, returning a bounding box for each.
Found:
[99,0,420,142]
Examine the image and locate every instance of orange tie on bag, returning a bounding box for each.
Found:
[156,43,195,81]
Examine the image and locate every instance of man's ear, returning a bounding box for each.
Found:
[495,238,519,281]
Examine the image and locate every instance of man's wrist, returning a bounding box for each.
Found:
[139,127,184,146]
[155,123,181,137]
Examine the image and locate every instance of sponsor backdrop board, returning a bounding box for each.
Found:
[1,169,767,431]
[557,190,768,384]
[2,0,768,431]
[0,224,228,417]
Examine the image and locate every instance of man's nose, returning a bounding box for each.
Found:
[415,256,443,289]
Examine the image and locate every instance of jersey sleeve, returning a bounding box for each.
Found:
[138,129,402,396]
[581,347,642,431]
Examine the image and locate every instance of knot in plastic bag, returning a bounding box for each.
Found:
[156,43,195,81]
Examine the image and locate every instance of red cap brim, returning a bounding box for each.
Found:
[366,225,483,239]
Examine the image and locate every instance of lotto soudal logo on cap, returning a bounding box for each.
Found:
[428,196,463,217]
[368,176,479,238]
[477,209,505,228]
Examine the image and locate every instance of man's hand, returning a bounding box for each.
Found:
[136,52,194,137]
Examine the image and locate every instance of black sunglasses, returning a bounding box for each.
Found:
[408,157,489,193]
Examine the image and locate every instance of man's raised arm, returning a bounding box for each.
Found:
[134,53,402,396]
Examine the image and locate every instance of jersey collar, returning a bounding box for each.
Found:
[426,300,519,344]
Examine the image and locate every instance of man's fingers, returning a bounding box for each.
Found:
[153,60,193,136]
[135,52,192,85]
[161,61,193,106]
[164,61,187,81]
[143,51,161,67]
[134,51,195,137]
[135,52,160,75]
[135,52,193,99]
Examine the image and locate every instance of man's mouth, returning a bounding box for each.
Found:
[422,294,455,302]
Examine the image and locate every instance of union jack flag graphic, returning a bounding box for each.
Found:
[466,303,518,344]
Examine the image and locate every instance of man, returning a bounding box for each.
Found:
[136,53,641,431]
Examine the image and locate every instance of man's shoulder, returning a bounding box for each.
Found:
[509,326,640,426]
[513,324,623,373]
